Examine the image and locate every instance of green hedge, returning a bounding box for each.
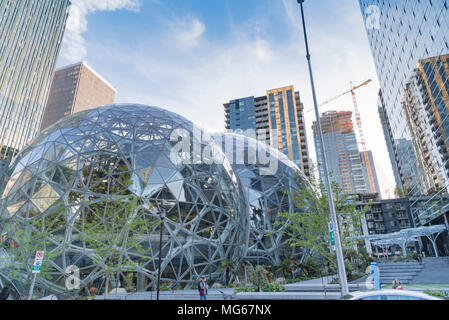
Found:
[234,286,256,294]
[262,283,285,292]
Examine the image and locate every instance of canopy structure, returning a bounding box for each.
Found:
[354,225,448,257]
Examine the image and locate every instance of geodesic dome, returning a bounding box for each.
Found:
[0,104,309,298]
[0,104,247,296]
[217,133,307,265]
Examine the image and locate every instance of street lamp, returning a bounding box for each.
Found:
[156,209,166,300]
[296,0,350,296]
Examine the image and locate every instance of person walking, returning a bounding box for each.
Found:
[198,277,208,301]
[0,287,10,300]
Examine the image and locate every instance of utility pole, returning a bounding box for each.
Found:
[297,0,349,296]
[156,209,166,300]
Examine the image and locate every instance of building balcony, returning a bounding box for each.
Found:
[431,122,439,131]
[429,114,437,124]
[437,137,445,147]
[439,145,449,156]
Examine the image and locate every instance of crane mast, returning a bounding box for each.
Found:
[351,81,367,152]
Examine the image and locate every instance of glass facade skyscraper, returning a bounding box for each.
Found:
[361,150,381,195]
[224,86,310,176]
[360,0,449,225]
[360,1,449,196]
[0,0,70,164]
[378,89,403,190]
[402,55,449,194]
[313,111,376,195]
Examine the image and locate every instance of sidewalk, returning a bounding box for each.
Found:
[291,275,339,285]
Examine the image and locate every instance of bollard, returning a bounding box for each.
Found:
[370,262,382,290]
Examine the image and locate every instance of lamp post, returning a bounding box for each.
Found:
[296,0,349,296]
[156,209,166,300]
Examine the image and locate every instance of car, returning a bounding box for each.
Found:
[342,289,442,301]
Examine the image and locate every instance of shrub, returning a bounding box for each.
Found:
[330,278,340,285]
[234,286,256,294]
[262,283,285,292]
[424,289,449,300]
[299,258,320,278]
[159,283,173,291]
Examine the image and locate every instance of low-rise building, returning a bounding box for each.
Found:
[357,194,413,235]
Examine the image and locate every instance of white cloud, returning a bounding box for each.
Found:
[83,0,395,198]
[61,0,141,63]
[173,18,206,49]
[281,0,300,27]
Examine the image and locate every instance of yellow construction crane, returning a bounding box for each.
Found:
[317,79,377,193]
[318,79,372,151]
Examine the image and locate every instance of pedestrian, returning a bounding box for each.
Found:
[198,277,208,301]
[0,287,10,300]
[88,281,98,297]
[392,279,403,290]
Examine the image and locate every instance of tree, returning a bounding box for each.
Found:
[219,259,237,286]
[246,264,268,292]
[75,158,161,299]
[2,215,60,299]
[271,170,370,278]
[395,186,408,198]
[80,195,160,299]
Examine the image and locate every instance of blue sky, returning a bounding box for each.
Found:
[57,0,396,198]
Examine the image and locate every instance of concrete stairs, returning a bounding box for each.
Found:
[378,262,424,285]
[409,257,449,285]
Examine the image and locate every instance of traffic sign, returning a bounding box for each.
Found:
[35,251,44,260]
[329,223,336,251]
[29,251,45,299]
[32,262,42,273]
[32,251,44,274]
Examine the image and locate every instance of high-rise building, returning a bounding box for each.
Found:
[0,0,71,169]
[40,62,117,131]
[361,150,381,195]
[395,138,425,195]
[378,90,403,189]
[313,111,379,195]
[359,0,449,198]
[402,55,449,195]
[224,86,310,176]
